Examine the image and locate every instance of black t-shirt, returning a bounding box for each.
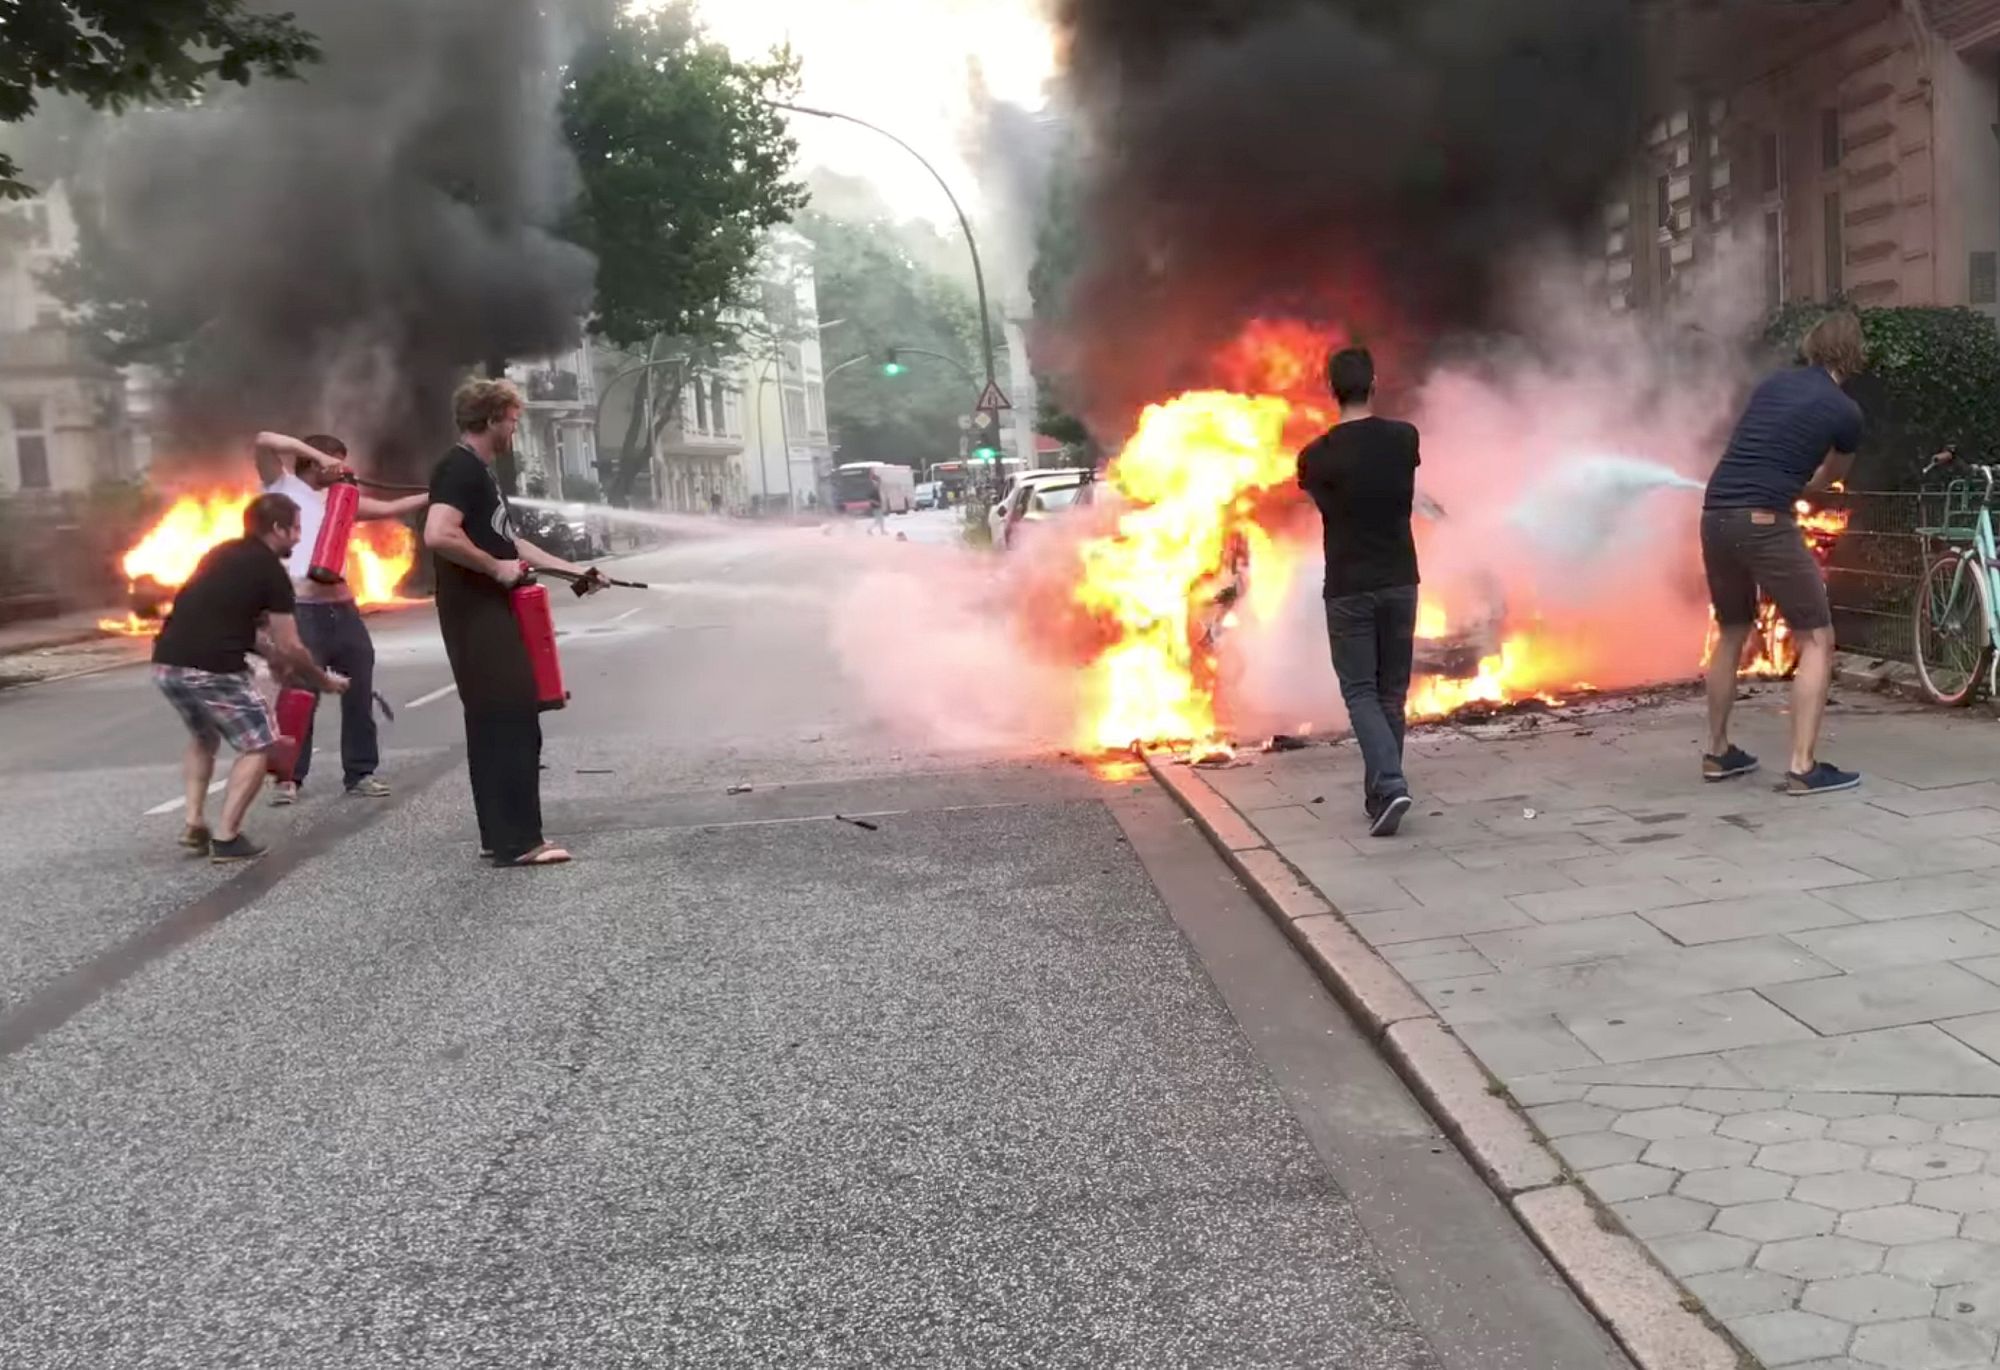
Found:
[428,443,521,611]
[151,537,296,673]
[428,444,520,561]
[1705,366,1864,510]
[1297,417,1422,598]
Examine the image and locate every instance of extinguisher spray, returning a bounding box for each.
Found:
[307,475,362,586]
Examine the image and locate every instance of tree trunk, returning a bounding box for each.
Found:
[609,364,651,508]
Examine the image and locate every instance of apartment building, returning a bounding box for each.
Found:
[1604,0,2000,319]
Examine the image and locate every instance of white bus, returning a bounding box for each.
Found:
[834,461,915,515]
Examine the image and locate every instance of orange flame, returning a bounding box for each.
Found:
[100,490,417,635]
[1069,323,1611,753]
[1700,499,1849,679]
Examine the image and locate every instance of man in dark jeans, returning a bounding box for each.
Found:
[256,431,427,803]
[1298,347,1421,837]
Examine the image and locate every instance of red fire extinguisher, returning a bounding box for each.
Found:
[510,579,569,711]
[268,686,318,782]
[307,477,361,586]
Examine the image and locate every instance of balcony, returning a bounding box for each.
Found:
[526,369,582,405]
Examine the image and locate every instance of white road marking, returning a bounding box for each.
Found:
[405,684,459,710]
[145,780,226,817]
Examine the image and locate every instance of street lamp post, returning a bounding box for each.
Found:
[767,101,1004,494]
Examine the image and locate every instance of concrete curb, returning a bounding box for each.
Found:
[1833,649,1927,704]
[1145,752,1746,1370]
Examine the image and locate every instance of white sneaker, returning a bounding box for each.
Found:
[271,781,299,806]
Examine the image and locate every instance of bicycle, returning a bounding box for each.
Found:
[1912,450,2000,706]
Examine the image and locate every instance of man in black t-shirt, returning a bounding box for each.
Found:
[423,378,602,867]
[1297,347,1421,837]
[152,493,349,862]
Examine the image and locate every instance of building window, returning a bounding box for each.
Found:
[709,377,726,436]
[692,378,710,435]
[782,343,803,380]
[807,382,826,436]
[1821,108,1841,170]
[1824,191,1843,296]
[1765,210,1784,312]
[11,401,48,490]
[1760,132,1781,195]
[1974,252,1998,306]
[1656,175,1672,229]
[783,386,808,437]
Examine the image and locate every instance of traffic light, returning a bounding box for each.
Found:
[971,442,1000,463]
[881,349,906,378]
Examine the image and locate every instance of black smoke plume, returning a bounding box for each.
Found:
[1050,0,1645,422]
[69,0,600,478]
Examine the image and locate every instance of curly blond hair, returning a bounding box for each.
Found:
[453,378,524,434]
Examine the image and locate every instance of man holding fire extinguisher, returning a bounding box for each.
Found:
[424,379,604,868]
[256,431,428,804]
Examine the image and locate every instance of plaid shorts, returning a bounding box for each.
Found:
[152,664,278,754]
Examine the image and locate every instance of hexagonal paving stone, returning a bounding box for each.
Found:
[1527,1101,1618,1138]
[1584,1085,1690,1110]
[1870,1144,1985,1180]
[1759,1139,1869,1177]
[1757,1235,1888,1280]
[1613,1106,1721,1141]
[1729,1310,1851,1365]
[1644,1135,1757,1173]
[1838,1205,1963,1246]
[1551,1130,1647,1170]
[1684,1088,1790,1113]
[1677,1166,1795,1206]
[1957,1211,2000,1243]
[1793,1171,1916,1213]
[1653,1231,1756,1277]
[1713,1199,1835,1242]
[1939,1117,2000,1151]
[1790,1092,1892,1119]
[1580,1163,1676,1202]
[1886,1238,2000,1288]
[1683,1268,1801,1320]
[1894,1098,2000,1123]
[1613,1194,1716,1239]
[1718,1109,1828,1145]
[1939,1278,2000,1329]
[1916,1174,2000,1215]
[1830,1115,1938,1148]
[1800,1273,1938,1324]
[1849,1316,1998,1368]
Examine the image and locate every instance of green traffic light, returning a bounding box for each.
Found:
[882,362,906,377]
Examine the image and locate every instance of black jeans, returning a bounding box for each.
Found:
[294,600,379,790]
[1325,585,1419,806]
[435,570,546,862]
[464,706,544,861]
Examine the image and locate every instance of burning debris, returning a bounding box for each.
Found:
[100,490,416,635]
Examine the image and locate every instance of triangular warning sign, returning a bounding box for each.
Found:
[974,380,1012,412]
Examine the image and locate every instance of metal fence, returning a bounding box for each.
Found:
[1825,490,1926,663]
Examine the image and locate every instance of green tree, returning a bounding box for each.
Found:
[562,2,806,504]
[0,1,319,199]
[1025,137,1093,452]
[799,210,981,473]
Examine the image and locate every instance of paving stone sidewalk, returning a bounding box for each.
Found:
[1198,687,2000,1370]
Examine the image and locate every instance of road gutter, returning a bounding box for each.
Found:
[1145,750,1750,1370]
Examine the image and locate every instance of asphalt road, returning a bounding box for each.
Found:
[0,513,1628,1369]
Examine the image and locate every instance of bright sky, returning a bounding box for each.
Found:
[636,0,1060,224]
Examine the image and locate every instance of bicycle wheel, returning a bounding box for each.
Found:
[1914,551,1995,706]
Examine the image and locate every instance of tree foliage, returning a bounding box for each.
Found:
[1767,302,2000,488]
[561,4,806,352]
[0,0,320,198]
[798,210,981,472]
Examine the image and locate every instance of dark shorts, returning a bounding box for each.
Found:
[1700,508,1831,632]
[152,664,278,753]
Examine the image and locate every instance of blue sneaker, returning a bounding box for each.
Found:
[1369,793,1413,837]
[1702,745,1758,782]
[1786,761,1860,796]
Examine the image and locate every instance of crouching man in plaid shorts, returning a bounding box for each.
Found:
[151,493,349,862]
